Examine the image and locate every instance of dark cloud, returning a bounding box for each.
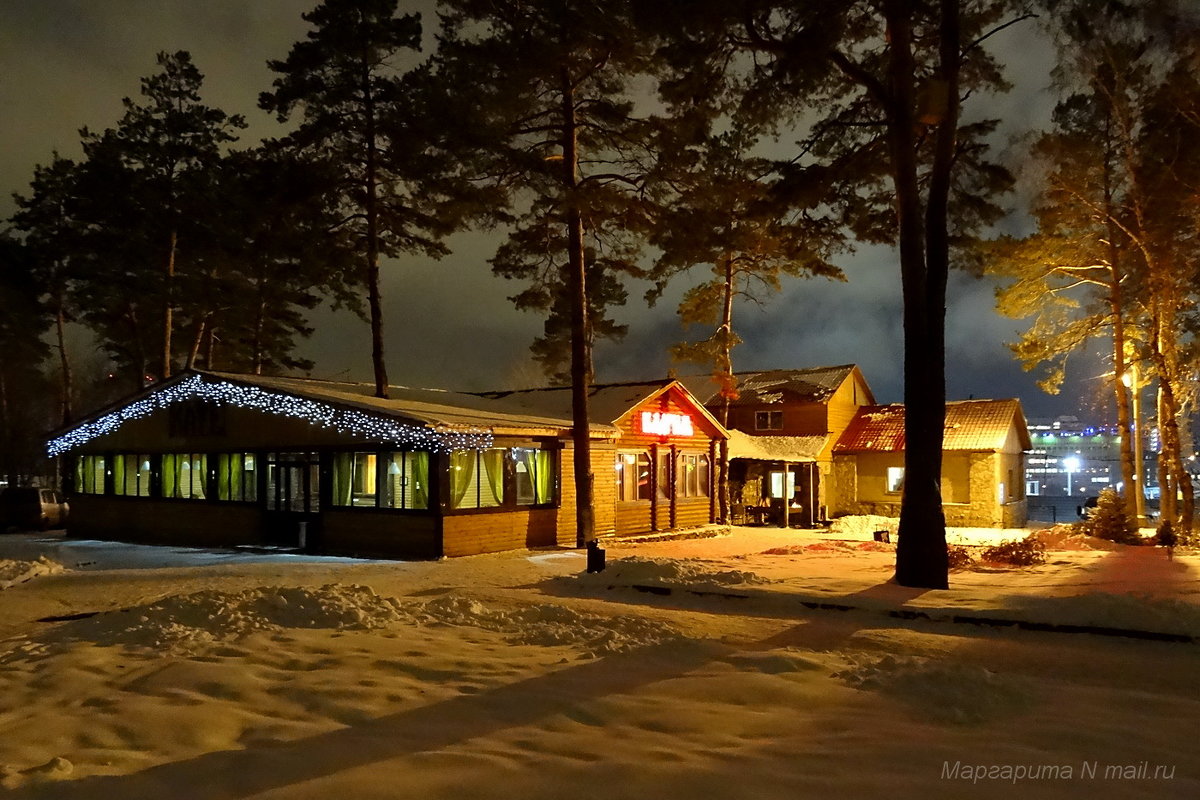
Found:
[1,2,1097,420]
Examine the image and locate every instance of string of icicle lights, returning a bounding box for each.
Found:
[47,374,495,457]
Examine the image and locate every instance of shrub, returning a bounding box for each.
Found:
[981,537,1046,567]
[946,545,975,569]
[1076,487,1139,545]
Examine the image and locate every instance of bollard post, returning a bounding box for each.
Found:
[586,539,606,573]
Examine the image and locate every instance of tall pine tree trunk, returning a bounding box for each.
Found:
[54,291,73,425]
[363,54,389,399]
[1103,140,1139,522]
[187,313,210,370]
[716,252,736,524]
[888,0,951,590]
[561,68,595,548]
[161,228,177,380]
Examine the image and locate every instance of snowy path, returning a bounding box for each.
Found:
[1,531,1198,799]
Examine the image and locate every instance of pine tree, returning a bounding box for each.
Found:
[645,128,845,522]
[0,234,53,485]
[434,0,658,546]
[10,155,82,424]
[261,0,487,398]
[645,0,1022,588]
[1080,486,1139,544]
[81,51,245,383]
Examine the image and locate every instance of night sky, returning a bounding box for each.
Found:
[0,1,1107,419]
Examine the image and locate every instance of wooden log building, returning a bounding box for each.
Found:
[50,371,727,559]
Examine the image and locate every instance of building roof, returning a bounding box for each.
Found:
[833,399,1031,453]
[726,430,827,462]
[203,371,587,434]
[679,365,869,407]
[49,371,734,456]
[477,380,727,437]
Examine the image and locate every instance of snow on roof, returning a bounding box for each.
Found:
[679,365,866,407]
[834,399,1030,453]
[204,371,587,434]
[726,429,827,462]
[475,380,675,427]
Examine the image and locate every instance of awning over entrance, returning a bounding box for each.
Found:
[726,429,826,462]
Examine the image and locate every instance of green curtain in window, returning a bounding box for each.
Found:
[482,449,505,505]
[192,454,208,499]
[450,450,475,508]
[411,452,430,509]
[522,449,554,504]
[332,453,353,506]
[75,458,84,493]
[216,454,244,501]
[113,454,127,496]
[163,454,181,498]
[217,454,231,501]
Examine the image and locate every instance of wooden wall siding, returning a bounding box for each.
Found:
[615,503,653,536]
[818,375,874,462]
[608,386,722,535]
[442,508,559,557]
[68,496,264,548]
[614,386,723,445]
[674,498,712,529]
[556,442,618,547]
[320,513,440,559]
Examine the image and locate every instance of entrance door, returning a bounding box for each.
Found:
[264,452,321,548]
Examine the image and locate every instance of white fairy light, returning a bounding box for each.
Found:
[47,374,494,456]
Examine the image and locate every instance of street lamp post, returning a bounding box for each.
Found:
[1063,455,1081,496]
[1123,364,1147,522]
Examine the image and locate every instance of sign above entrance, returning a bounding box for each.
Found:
[641,411,694,437]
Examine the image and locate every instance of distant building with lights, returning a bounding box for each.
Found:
[1024,416,1155,498]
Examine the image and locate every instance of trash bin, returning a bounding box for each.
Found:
[586,540,606,573]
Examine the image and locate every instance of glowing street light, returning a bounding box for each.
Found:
[1062,455,1081,495]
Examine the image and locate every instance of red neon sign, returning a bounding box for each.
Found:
[641,411,694,437]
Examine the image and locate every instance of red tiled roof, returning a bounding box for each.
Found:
[833,399,1029,452]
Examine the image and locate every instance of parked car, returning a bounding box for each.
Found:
[0,487,69,531]
[1077,496,1099,518]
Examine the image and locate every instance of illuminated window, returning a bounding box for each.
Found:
[113,454,152,497]
[886,467,905,493]
[450,449,505,509]
[163,453,207,499]
[76,455,106,494]
[382,452,431,510]
[514,447,555,505]
[616,452,652,501]
[215,453,258,502]
[332,452,379,507]
[677,453,710,498]
[755,410,783,430]
[769,470,796,499]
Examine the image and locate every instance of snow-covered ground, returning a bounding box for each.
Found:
[0,527,1197,799]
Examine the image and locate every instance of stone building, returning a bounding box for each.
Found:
[829,399,1031,528]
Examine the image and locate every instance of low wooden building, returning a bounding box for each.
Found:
[51,370,725,559]
[830,399,1031,527]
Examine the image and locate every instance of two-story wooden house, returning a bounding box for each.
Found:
[682,365,875,525]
